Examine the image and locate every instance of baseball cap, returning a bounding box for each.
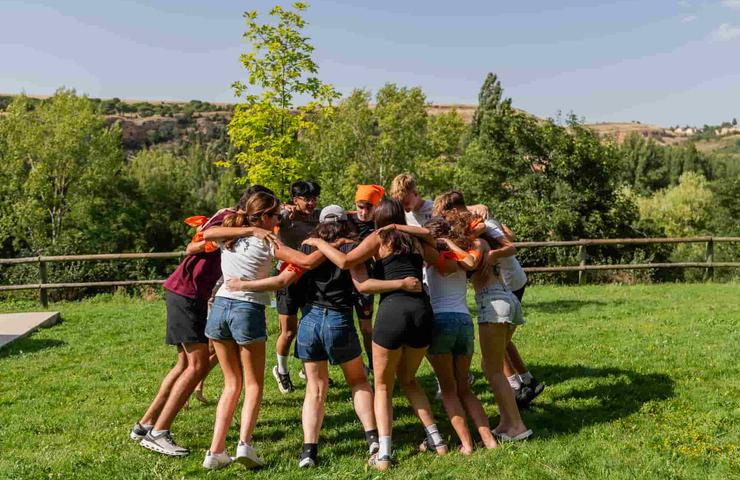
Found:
[319,205,348,223]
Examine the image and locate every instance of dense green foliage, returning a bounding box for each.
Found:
[1,284,737,479]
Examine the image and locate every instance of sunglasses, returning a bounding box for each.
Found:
[266,211,283,221]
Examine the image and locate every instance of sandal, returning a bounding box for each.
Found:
[419,434,449,455]
[497,429,533,442]
[368,452,392,471]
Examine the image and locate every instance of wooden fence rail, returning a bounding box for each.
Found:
[1,237,738,307]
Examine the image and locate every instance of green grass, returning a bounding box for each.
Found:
[1,284,738,479]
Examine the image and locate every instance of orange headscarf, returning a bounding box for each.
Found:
[355,184,385,206]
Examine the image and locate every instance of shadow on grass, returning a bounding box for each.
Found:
[468,363,674,439]
[525,299,614,313]
[0,337,66,359]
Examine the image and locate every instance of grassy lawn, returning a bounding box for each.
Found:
[1,283,738,479]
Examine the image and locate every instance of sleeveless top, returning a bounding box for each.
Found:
[372,253,426,301]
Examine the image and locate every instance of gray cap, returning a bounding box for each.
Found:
[319,205,348,223]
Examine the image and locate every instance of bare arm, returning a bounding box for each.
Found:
[272,243,326,270]
[501,223,516,242]
[224,269,301,292]
[185,239,206,256]
[467,204,489,219]
[203,226,276,244]
[350,263,422,294]
[377,224,435,246]
[303,234,380,270]
[421,243,458,275]
[440,238,480,271]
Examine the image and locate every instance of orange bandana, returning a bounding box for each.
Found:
[355,185,385,206]
[184,216,218,253]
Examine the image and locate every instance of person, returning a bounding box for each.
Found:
[272,180,322,394]
[129,191,274,457]
[470,234,533,442]
[434,190,544,408]
[228,205,419,468]
[199,192,326,470]
[378,213,498,454]
[347,184,386,374]
[389,174,486,394]
[304,199,448,472]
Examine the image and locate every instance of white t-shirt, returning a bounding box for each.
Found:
[484,219,527,292]
[424,265,470,314]
[215,237,274,305]
[405,200,434,227]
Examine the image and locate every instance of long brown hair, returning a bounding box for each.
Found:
[222,192,280,250]
[424,215,473,251]
[373,198,416,255]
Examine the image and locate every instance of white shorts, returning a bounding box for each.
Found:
[474,285,525,326]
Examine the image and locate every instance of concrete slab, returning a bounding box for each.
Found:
[0,312,61,349]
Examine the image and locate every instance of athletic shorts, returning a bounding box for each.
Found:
[206,296,267,345]
[373,294,435,350]
[475,285,525,326]
[353,292,374,320]
[427,312,474,356]
[295,305,362,365]
[511,284,527,302]
[276,281,305,316]
[165,290,208,345]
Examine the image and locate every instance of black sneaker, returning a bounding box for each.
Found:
[518,378,545,409]
[273,366,295,394]
[298,448,318,468]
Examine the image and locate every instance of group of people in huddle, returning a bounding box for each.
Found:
[128,173,544,471]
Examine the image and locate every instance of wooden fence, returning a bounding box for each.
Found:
[1,236,738,307]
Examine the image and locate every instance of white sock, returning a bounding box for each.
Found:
[276,355,289,375]
[378,436,392,458]
[519,371,533,384]
[151,429,168,437]
[425,424,443,446]
[141,423,153,429]
[508,374,522,390]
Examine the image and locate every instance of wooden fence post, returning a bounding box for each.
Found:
[38,258,49,308]
[704,238,714,282]
[578,243,587,285]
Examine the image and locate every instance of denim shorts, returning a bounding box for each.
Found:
[475,285,525,326]
[427,312,474,356]
[206,296,267,345]
[295,305,362,365]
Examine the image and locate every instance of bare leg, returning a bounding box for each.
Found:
[140,346,188,425]
[275,314,298,359]
[428,353,474,454]
[239,341,266,445]
[195,340,219,402]
[153,342,210,431]
[302,361,329,443]
[479,324,528,438]
[372,342,402,439]
[453,355,497,449]
[506,341,528,375]
[209,340,242,454]
[340,356,376,432]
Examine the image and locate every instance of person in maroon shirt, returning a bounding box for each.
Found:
[129,187,276,457]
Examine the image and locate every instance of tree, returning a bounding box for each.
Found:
[637,172,713,238]
[0,89,123,253]
[227,2,339,198]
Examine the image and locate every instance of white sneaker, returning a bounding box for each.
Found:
[298,367,307,380]
[434,377,442,400]
[235,442,264,469]
[202,451,232,470]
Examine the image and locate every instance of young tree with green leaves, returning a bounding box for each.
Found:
[227,2,339,198]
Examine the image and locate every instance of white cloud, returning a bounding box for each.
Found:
[722,0,740,9]
[711,23,740,41]
[682,15,697,23]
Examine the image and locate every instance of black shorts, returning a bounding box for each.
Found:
[165,290,208,345]
[276,281,305,316]
[373,294,434,350]
[512,284,527,302]
[353,292,374,320]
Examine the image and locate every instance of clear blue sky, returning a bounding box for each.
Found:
[2,0,739,126]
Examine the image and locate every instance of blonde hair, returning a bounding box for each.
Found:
[389,173,416,200]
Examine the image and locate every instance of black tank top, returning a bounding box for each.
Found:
[372,253,425,300]
[299,244,355,311]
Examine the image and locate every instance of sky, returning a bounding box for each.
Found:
[1,0,739,126]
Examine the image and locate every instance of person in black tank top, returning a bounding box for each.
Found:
[304,199,450,472]
[348,184,385,373]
